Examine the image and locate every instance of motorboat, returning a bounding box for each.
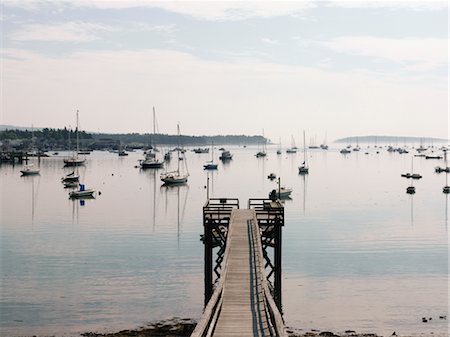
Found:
[219,150,233,160]
[267,173,276,180]
[269,187,292,200]
[406,186,416,194]
[193,148,209,153]
[435,166,450,173]
[255,151,267,158]
[298,164,309,174]
[203,162,218,170]
[69,184,95,198]
[340,148,351,154]
[20,164,40,176]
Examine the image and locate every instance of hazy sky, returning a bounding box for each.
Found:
[1,1,448,142]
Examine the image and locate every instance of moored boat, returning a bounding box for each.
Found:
[69,184,95,198]
[20,164,40,176]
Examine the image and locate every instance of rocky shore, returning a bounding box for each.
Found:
[79,317,427,337]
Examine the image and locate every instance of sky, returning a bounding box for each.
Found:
[1,0,448,143]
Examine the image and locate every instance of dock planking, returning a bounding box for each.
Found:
[213,209,269,336]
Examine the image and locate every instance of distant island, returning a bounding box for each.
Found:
[0,126,267,152]
[335,135,448,144]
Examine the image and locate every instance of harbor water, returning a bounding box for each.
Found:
[0,146,448,336]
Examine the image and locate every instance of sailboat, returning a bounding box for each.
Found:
[21,163,40,176]
[276,137,282,155]
[64,110,86,166]
[298,130,309,174]
[286,135,297,153]
[443,150,450,193]
[140,107,164,169]
[320,131,329,150]
[161,123,189,185]
[406,157,416,194]
[20,126,40,175]
[255,129,267,157]
[203,143,218,170]
[401,156,422,179]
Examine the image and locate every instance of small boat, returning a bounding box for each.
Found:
[286,148,296,153]
[320,144,328,150]
[219,147,225,151]
[164,152,172,161]
[53,152,59,155]
[62,171,79,183]
[219,150,233,160]
[20,164,40,176]
[443,186,450,194]
[298,164,309,174]
[425,155,443,159]
[161,171,189,184]
[77,150,91,155]
[268,173,276,180]
[340,148,351,154]
[193,148,209,154]
[435,166,450,173]
[406,186,416,194]
[69,184,95,198]
[255,151,267,158]
[118,150,128,156]
[63,181,78,188]
[269,187,292,199]
[203,162,218,170]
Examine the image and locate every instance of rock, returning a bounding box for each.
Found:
[319,332,337,337]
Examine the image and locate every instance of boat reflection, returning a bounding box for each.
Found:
[160,183,189,242]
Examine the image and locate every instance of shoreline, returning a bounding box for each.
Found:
[78,317,443,337]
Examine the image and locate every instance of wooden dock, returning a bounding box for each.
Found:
[192,201,285,337]
[213,210,268,336]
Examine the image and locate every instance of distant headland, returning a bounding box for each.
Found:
[0,125,266,151]
[335,135,448,144]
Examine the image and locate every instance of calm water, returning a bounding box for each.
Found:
[1,146,448,336]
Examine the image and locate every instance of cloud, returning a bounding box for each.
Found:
[329,1,448,11]
[260,37,280,45]
[10,21,117,42]
[59,1,316,21]
[322,36,448,71]
[3,48,447,140]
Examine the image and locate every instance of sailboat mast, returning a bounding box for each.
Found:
[153,107,156,135]
[177,123,180,174]
[303,130,307,165]
[76,110,80,154]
